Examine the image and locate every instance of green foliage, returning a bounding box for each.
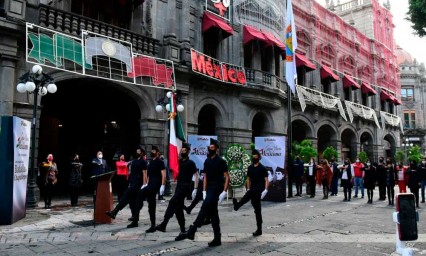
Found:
[394,150,405,163]
[357,151,368,163]
[292,139,317,162]
[408,145,423,163]
[407,0,426,37]
[322,146,338,161]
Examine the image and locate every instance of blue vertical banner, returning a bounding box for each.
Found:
[0,116,31,225]
[285,0,298,94]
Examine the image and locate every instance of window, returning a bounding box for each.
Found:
[244,42,254,68]
[404,111,416,129]
[204,28,221,59]
[401,88,414,101]
[362,93,368,106]
[344,86,351,101]
[261,45,273,73]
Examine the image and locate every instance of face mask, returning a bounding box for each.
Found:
[356,160,360,163]
[97,154,103,159]
[422,161,426,164]
[150,152,157,158]
[296,157,300,160]
[345,161,349,165]
[379,159,384,163]
[367,163,371,166]
[252,158,259,163]
[208,149,216,156]
[180,153,188,159]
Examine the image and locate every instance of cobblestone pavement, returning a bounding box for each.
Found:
[1,187,425,256]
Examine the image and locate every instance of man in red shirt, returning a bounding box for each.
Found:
[353,157,364,198]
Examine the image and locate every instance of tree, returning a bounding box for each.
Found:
[394,149,405,163]
[407,0,426,37]
[408,145,423,163]
[322,146,338,161]
[292,139,317,163]
[357,151,368,163]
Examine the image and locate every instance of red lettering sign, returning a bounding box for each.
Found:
[191,49,246,86]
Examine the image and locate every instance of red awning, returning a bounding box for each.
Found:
[343,75,361,89]
[393,96,402,105]
[296,53,316,71]
[243,25,268,45]
[262,31,285,51]
[380,90,391,101]
[361,82,377,95]
[320,65,340,82]
[202,12,234,38]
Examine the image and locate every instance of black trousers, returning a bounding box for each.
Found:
[367,189,374,201]
[386,185,395,204]
[115,184,140,217]
[186,180,203,212]
[308,176,316,196]
[69,186,80,206]
[134,183,160,225]
[44,183,54,206]
[162,184,191,232]
[193,186,222,236]
[410,186,420,207]
[295,176,303,195]
[235,190,262,225]
[322,179,329,198]
[378,181,386,199]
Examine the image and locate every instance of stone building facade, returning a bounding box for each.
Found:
[0,0,401,188]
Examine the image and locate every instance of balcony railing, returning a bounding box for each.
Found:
[245,68,286,93]
[38,4,160,56]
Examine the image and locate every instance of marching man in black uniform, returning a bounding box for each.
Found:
[105,147,147,221]
[175,138,230,247]
[127,146,166,232]
[232,149,269,236]
[155,143,198,236]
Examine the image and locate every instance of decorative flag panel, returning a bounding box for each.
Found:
[26,23,176,90]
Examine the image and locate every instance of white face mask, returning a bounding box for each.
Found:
[98,154,103,159]
[356,160,360,163]
[423,161,426,164]
[367,163,371,166]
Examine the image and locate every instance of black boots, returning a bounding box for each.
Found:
[208,233,221,247]
[105,208,118,219]
[127,220,138,228]
[155,221,168,232]
[183,205,191,215]
[146,226,156,233]
[175,224,197,241]
[232,198,239,211]
[253,223,262,236]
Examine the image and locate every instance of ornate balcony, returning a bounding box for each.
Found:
[245,68,286,93]
[38,4,160,56]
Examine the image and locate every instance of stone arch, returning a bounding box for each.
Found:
[249,110,274,142]
[340,124,359,161]
[291,114,315,143]
[360,128,375,161]
[317,123,339,159]
[193,97,228,128]
[384,133,397,160]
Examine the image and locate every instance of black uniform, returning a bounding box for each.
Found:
[376,162,387,200]
[293,159,304,196]
[408,164,420,207]
[157,158,197,232]
[233,163,268,232]
[363,164,376,203]
[385,164,397,205]
[107,158,147,218]
[131,158,165,227]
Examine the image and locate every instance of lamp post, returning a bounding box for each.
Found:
[16,65,57,208]
[156,91,184,195]
[401,138,413,165]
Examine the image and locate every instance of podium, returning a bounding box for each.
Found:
[91,171,115,224]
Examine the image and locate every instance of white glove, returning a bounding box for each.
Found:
[159,185,165,196]
[192,189,197,199]
[261,189,268,199]
[200,174,204,181]
[202,191,207,200]
[141,184,147,190]
[218,191,227,204]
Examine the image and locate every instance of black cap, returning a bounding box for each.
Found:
[182,142,191,150]
[252,149,261,156]
[152,145,159,152]
[210,138,219,148]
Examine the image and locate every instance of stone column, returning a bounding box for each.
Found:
[0,58,17,116]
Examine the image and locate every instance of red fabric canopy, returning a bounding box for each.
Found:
[393,96,402,105]
[203,12,234,38]
[320,65,340,82]
[296,53,316,71]
[243,25,268,45]
[262,31,285,51]
[343,75,361,89]
[380,90,391,101]
[361,82,377,95]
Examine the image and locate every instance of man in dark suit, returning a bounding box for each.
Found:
[91,150,110,204]
[293,155,304,196]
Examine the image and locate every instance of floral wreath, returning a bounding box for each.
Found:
[224,144,251,188]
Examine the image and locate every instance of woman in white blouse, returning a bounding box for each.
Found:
[339,158,353,201]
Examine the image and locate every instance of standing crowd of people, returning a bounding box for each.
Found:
[292,155,426,208]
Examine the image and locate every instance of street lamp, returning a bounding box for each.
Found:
[155,91,184,196]
[16,65,57,208]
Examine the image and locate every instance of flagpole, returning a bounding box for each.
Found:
[287,81,293,199]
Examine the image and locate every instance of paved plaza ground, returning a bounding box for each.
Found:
[1,186,425,256]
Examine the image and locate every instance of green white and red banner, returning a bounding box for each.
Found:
[26,23,176,90]
[168,94,186,181]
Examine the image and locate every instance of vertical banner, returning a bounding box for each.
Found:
[12,117,31,221]
[255,136,286,202]
[188,135,218,171]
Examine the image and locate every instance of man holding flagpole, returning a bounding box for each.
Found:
[285,0,297,198]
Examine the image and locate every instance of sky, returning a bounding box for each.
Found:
[315,0,426,65]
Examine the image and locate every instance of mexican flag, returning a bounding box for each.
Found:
[169,93,185,181]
